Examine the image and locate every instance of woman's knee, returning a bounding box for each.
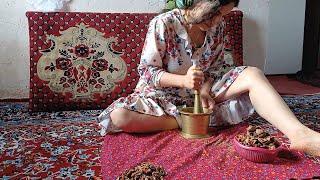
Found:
[110,108,132,129]
[245,66,264,77]
[244,66,266,82]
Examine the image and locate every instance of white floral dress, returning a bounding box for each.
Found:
[98,9,254,135]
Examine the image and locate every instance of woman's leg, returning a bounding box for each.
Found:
[110,108,179,133]
[214,66,320,156]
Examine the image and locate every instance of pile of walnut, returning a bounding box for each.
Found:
[116,162,167,180]
[236,125,280,149]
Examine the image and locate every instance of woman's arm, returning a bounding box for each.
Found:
[159,66,205,90]
[137,17,168,88]
[159,72,185,88]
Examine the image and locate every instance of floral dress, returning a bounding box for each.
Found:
[98,9,254,135]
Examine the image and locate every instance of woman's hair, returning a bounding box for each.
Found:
[175,0,239,9]
[166,0,240,10]
[220,0,240,7]
[185,0,220,24]
[182,0,239,24]
[163,0,240,19]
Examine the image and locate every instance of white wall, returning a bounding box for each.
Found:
[265,0,305,74]
[239,0,270,72]
[0,1,31,99]
[0,0,306,99]
[239,0,306,74]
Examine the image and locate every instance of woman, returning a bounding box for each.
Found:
[98,0,320,156]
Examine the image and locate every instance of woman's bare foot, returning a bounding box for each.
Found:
[290,128,320,156]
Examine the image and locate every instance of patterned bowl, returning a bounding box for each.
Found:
[233,136,283,163]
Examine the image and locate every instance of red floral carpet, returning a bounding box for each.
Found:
[0,104,103,179]
[1,95,320,179]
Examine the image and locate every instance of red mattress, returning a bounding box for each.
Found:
[25,11,243,112]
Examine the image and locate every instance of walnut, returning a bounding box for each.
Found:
[237,126,280,149]
[116,162,167,180]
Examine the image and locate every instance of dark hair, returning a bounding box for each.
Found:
[219,0,240,7]
[162,0,240,13]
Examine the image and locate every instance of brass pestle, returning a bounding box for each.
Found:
[179,60,212,139]
[191,59,204,114]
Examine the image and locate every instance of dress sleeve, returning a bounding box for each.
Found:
[137,17,168,88]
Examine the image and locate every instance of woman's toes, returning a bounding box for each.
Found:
[290,135,320,156]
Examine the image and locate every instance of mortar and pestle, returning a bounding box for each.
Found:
[179,60,213,139]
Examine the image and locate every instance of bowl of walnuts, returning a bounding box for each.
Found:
[233,125,283,163]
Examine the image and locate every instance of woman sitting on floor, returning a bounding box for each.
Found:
[98,0,320,156]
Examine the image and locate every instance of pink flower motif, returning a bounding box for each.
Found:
[59,77,67,84]
[56,58,72,70]
[89,79,97,85]
[75,44,90,57]
[92,71,100,78]
[67,79,76,85]
[92,59,109,71]
[95,84,102,88]
[63,83,70,88]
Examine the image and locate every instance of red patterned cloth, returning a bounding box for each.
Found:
[26,11,243,112]
[101,124,320,179]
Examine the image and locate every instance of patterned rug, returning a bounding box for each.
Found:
[1,95,320,179]
[0,103,103,179]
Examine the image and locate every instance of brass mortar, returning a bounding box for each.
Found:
[179,107,213,139]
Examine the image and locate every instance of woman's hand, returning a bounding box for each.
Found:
[200,78,215,110]
[182,66,204,90]
[200,91,215,110]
